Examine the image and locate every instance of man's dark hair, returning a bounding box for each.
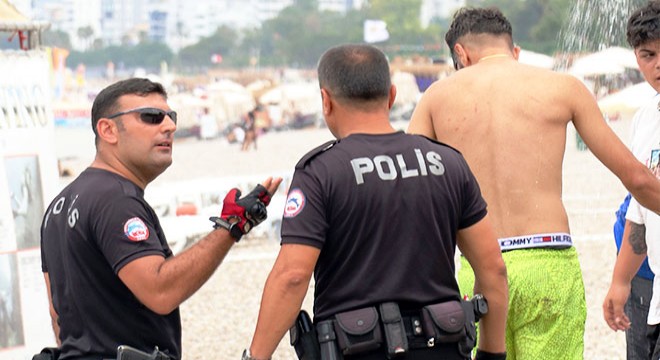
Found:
[90,78,167,137]
[445,7,513,55]
[317,44,390,106]
[626,0,660,48]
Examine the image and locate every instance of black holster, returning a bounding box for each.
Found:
[290,310,321,360]
[32,347,60,360]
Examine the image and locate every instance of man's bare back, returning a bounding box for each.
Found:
[409,56,658,238]
[414,7,660,359]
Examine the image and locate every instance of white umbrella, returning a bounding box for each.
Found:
[518,49,555,69]
[569,46,636,76]
[570,58,625,76]
[391,71,420,105]
[598,81,656,115]
[259,82,321,115]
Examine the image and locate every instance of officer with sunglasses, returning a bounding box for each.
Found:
[38,78,282,360]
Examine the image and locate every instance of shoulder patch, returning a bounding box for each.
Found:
[295,140,338,169]
[283,188,306,218]
[124,217,150,241]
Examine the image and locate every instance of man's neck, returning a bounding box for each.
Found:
[90,156,150,189]
[336,114,396,139]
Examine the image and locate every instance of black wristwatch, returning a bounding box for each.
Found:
[209,216,243,241]
[475,349,507,360]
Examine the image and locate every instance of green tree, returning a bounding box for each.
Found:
[365,0,425,42]
[176,25,240,69]
[259,5,363,67]
[76,26,94,50]
[68,41,173,71]
[41,29,72,49]
[465,0,637,55]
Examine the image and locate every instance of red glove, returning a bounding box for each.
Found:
[211,184,270,241]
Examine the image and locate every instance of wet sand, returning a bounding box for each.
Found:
[54,116,631,359]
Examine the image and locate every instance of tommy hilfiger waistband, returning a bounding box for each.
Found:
[499,233,572,252]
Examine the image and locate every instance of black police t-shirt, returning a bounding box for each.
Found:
[41,168,181,359]
[281,132,487,320]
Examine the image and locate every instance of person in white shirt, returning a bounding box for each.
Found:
[603,1,660,358]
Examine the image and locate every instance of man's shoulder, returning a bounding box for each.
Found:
[295,140,339,169]
[412,134,464,155]
[71,168,143,199]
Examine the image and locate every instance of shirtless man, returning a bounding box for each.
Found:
[408,6,660,360]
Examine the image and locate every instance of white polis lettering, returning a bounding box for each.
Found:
[351,149,445,185]
[67,194,80,228]
[414,149,428,176]
[396,154,419,178]
[373,155,397,181]
[44,196,66,227]
[351,158,375,185]
[426,151,445,175]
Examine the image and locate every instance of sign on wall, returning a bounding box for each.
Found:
[0,49,59,359]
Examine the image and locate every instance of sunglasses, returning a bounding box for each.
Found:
[107,107,177,125]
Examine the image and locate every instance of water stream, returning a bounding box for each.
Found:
[556,0,643,70]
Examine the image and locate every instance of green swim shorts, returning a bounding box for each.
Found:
[458,246,586,360]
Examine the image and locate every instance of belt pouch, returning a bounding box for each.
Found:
[421,300,466,343]
[333,306,382,355]
[379,302,408,358]
[317,320,343,360]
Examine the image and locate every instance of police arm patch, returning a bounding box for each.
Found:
[124,217,150,241]
[283,189,306,218]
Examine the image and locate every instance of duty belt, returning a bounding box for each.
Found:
[499,232,572,252]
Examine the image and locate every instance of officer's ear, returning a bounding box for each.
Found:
[321,88,333,116]
[97,117,120,145]
[388,85,397,110]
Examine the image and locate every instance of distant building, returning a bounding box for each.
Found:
[13,0,100,50]
[13,0,463,52]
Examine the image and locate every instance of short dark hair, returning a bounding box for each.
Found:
[445,7,513,55]
[91,78,167,137]
[626,0,660,48]
[317,44,390,106]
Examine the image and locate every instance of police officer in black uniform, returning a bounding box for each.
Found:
[244,44,508,360]
[39,78,281,360]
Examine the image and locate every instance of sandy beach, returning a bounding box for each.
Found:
[54,115,633,359]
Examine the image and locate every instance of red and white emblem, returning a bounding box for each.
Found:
[283,189,305,218]
[124,217,150,241]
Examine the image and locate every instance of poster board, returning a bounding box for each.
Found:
[0,49,59,359]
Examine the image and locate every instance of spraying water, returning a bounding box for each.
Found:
[556,0,644,69]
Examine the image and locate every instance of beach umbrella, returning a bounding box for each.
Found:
[597,81,656,116]
[391,71,420,105]
[518,49,555,69]
[569,46,636,76]
[259,82,321,115]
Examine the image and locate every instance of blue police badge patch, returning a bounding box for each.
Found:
[284,188,306,218]
[124,217,150,241]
